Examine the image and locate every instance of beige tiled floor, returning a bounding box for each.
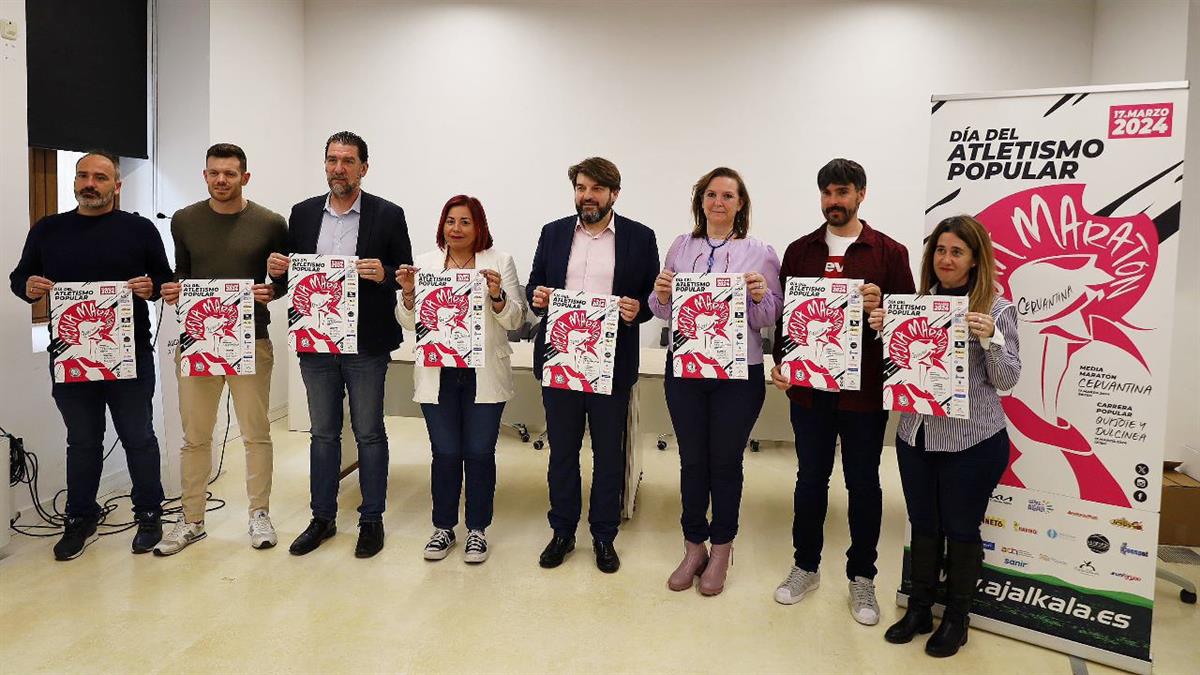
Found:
[0,416,1196,674]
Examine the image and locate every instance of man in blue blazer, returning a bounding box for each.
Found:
[527,157,659,573]
[267,131,412,559]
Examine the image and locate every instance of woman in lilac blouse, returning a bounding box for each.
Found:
[649,167,783,596]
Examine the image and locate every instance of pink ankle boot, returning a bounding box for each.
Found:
[699,542,733,596]
[667,540,709,591]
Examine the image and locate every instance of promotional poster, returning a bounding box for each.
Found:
[903,82,1187,671]
[287,254,358,354]
[541,290,619,395]
[48,281,135,383]
[670,273,748,380]
[177,279,256,377]
[880,294,970,419]
[414,270,485,369]
[777,277,864,391]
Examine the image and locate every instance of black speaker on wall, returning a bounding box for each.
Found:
[26,0,148,159]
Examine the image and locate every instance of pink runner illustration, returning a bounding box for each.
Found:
[978,183,1158,508]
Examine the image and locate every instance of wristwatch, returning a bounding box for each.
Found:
[490,289,506,303]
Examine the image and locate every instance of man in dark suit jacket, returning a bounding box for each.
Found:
[267,131,412,559]
[527,157,659,574]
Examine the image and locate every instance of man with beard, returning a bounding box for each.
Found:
[154,143,287,556]
[10,151,173,560]
[769,158,915,624]
[267,131,412,559]
[527,157,659,573]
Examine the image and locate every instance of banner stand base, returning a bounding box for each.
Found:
[896,592,1152,675]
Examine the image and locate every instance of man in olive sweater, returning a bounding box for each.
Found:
[154,143,288,556]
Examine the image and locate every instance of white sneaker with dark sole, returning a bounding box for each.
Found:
[249,510,278,549]
[153,521,206,557]
[423,528,456,560]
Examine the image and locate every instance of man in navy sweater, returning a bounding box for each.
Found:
[10,151,173,561]
[527,157,659,573]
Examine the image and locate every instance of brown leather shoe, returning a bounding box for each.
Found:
[667,540,709,591]
[699,542,733,596]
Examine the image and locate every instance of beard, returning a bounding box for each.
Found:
[328,176,359,196]
[75,187,115,209]
[576,198,613,225]
[824,205,855,226]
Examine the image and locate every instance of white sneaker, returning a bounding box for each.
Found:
[463,529,489,563]
[774,565,821,604]
[153,520,206,556]
[849,576,880,625]
[249,510,278,549]
[423,528,456,560]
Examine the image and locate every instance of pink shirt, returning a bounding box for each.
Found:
[564,216,616,294]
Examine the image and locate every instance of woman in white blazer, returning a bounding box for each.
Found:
[395,195,526,563]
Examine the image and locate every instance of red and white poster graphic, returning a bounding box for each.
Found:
[778,277,863,391]
[880,294,969,419]
[177,279,255,377]
[414,270,485,369]
[542,290,619,395]
[48,281,135,383]
[287,254,358,354]
[916,82,1187,671]
[670,273,748,380]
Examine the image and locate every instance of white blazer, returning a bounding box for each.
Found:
[395,247,527,404]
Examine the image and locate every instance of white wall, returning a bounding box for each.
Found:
[1092,0,1188,83]
[0,0,32,551]
[302,0,1096,345]
[1172,0,1200,467]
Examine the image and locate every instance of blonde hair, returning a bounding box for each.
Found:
[918,215,997,314]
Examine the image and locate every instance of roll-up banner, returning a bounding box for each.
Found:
[904,82,1187,674]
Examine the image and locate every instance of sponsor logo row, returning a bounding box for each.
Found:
[986,494,1143,529]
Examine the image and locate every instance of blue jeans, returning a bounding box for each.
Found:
[897,427,1009,543]
[298,352,390,523]
[51,349,164,519]
[420,369,504,531]
[790,390,888,580]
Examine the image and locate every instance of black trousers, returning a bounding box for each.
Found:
[790,391,888,580]
[541,385,631,543]
[51,349,163,519]
[896,427,1009,543]
[665,364,765,545]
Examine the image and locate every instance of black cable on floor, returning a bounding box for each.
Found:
[7,388,232,538]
